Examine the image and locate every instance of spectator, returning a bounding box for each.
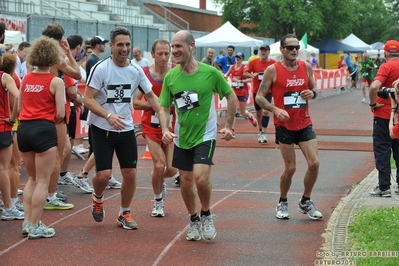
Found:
[216,45,236,74]
[132,46,150,68]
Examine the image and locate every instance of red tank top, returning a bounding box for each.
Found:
[0,71,12,132]
[19,72,57,123]
[229,64,248,96]
[141,66,175,135]
[273,61,312,130]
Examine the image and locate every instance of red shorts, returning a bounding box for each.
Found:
[142,131,163,143]
[361,78,372,85]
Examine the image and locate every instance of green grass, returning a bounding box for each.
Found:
[346,207,399,265]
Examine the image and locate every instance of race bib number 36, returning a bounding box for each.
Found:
[175,90,199,113]
[106,84,131,103]
[284,91,306,109]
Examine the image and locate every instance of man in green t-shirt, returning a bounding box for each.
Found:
[360,53,375,103]
[158,30,237,242]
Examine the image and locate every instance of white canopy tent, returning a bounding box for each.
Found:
[341,34,370,51]
[4,30,23,46]
[268,40,320,62]
[195,21,263,47]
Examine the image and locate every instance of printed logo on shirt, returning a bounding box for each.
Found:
[24,84,44,93]
[286,78,305,87]
[106,84,131,103]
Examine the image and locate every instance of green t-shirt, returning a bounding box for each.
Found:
[360,59,375,80]
[159,62,233,149]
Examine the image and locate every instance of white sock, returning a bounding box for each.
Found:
[47,194,56,202]
[120,207,129,215]
[11,198,18,205]
[155,193,162,200]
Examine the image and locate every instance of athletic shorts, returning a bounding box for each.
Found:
[237,94,249,102]
[17,120,57,153]
[275,124,316,145]
[172,139,215,171]
[67,106,76,139]
[143,132,163,144]
[90,125,137,171]
[253,92,272,111]
[0,131,12,149]
[361,78,372,86]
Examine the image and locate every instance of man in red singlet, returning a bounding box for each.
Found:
[255,33,322,221]
[244,44,276,143]
[133,39,178,217]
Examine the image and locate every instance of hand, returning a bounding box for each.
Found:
[300,90,314,100]
[162,131,177,145]
[219,127,234,141]
[107,114,127,131]
[274,108,290,122]
[60,38,71,54]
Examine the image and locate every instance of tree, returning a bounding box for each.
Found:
[212,0,393,43]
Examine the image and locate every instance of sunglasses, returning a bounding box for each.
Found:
[283,45,300,51]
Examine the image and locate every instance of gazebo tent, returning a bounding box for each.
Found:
[341,33,370,51]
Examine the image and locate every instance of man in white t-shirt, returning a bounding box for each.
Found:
[15,42,31,79]
[132,46,149,68]
[84,26,161,230]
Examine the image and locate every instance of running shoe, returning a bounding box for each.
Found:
[28,223,55,239]
[91,196,104,222]
[151,199,165,217]
[44,199,74,210]
[298,200,323,220]
[57,172,74,185]
[56,189,68,203]
[1,206,24,220]
[201,215,217,240]
[275,202,289,219]
[257,132,267,143]
[106,176,121,189]
[14,198,24,211]
[186,219,202,241]
[116,211,138,229]
[71,176,93,193]
[0,199,4,211]
[22,221,31,236]
[174,175,180,186]
[249,114,258,127]
[370,186,391,197]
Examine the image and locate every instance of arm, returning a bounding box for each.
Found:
[300,63,317,100]
[255,65,289,122]
[389,99,398,139]
[51,78,66,123]
[132,88,151,110]
[84,85,127,130]
[243,63,256,78]
[144,91,160,114]
[224,65,232,79]
[58,39,82,80]
[369,80,383,111]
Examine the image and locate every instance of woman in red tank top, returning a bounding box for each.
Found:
[0,50,22,220]
[17,36,65,239]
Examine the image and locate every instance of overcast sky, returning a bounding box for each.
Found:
[158,0,222,13]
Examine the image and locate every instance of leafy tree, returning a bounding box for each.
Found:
[382,0,399,41]
[212,0,393,43]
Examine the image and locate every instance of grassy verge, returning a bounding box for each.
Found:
[346,207,399,265]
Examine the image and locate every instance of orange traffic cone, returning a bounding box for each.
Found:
[141,145,152,160]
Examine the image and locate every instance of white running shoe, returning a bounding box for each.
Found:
[106,176,121,189]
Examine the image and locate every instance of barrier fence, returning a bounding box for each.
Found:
[74,68,348,138]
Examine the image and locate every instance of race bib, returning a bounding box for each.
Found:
[151,110,173,128]
[284,91,306,110]
[232,81,244,88]
[175,90,199,113]
[106,84,131,103]
[258,72,264,81]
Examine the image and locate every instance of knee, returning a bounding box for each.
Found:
[285,165,296,176]
[153,163,165,176]
[309,160,320,171]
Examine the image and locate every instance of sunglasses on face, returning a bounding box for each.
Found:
[283,45,300,51]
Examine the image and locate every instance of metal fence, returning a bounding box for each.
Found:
[23,14,160,59]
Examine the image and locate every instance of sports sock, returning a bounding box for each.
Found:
[279,197,287,203]
[301,196,310,204]
[261,115,270,128]
[120,207,129,215]
[60,172,67,177]
[201,209,211,217]
[190,213,200,222]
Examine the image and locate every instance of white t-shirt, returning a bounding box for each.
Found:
[15,56,27,79]
[86,57,152,132]
[132,58,150,68]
